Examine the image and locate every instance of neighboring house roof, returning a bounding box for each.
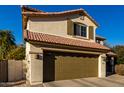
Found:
[107,51,117,57]
[22,7,99,27]
[96,35,106,40]
[24,30,110,51]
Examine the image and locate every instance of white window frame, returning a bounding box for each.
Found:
[75,23,88,39]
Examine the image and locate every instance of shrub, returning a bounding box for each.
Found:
[112,45,124,64]
[115,64,124,75]
[8,46,25,60]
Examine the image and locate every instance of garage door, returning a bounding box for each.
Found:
[43,51,98,82]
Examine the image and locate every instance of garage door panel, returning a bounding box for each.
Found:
[55,56,98,80]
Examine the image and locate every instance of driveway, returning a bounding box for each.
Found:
[43,74,124,87]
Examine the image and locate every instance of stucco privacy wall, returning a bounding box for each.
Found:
[8,60,26,82]
[27,14,97,40]
[30,54,43,84]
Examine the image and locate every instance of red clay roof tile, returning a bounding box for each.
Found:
[24,30,110,51]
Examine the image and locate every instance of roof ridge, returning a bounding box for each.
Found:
[44,8,83,13]
[22,8,83,14]
[22,7,99,26]
[21,5,44,12]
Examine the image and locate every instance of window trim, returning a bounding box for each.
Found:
[80,24,87,37]
[74,23,88,39]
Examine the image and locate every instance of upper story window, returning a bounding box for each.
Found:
[74,23,87,38]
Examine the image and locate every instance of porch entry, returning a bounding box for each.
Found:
[106,57,115,76]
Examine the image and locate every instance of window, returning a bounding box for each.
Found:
[74,23,87,38]
[81,26,87,37]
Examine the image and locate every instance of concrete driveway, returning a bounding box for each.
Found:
[43,74,124,87]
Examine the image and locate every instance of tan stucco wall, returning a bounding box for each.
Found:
[8,60,26,82]
[71,15,97,27]
[27,15,97,42]
[98,54,106,77]
[30,54,43,83]
[28,17,67,37]
[26,42,43,85]
[30,43,43,53]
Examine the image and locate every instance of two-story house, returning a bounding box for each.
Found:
[22,6,111,85]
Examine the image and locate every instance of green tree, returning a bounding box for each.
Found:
[0,30,16,60]
[8,45,25,60]
[113,45,124,64]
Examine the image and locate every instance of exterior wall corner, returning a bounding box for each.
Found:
[98,54,107,78]
[26,42,44,85]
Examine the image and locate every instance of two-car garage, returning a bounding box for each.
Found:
[43,50,99,82]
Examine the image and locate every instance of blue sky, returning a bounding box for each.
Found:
[0,5,124,46]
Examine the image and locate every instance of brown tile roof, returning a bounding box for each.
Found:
[24,30,110,51]
[22,8,99,26]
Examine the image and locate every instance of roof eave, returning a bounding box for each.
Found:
[22,8,99,27]
[29,40,110,53]
[23,30,110,52]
